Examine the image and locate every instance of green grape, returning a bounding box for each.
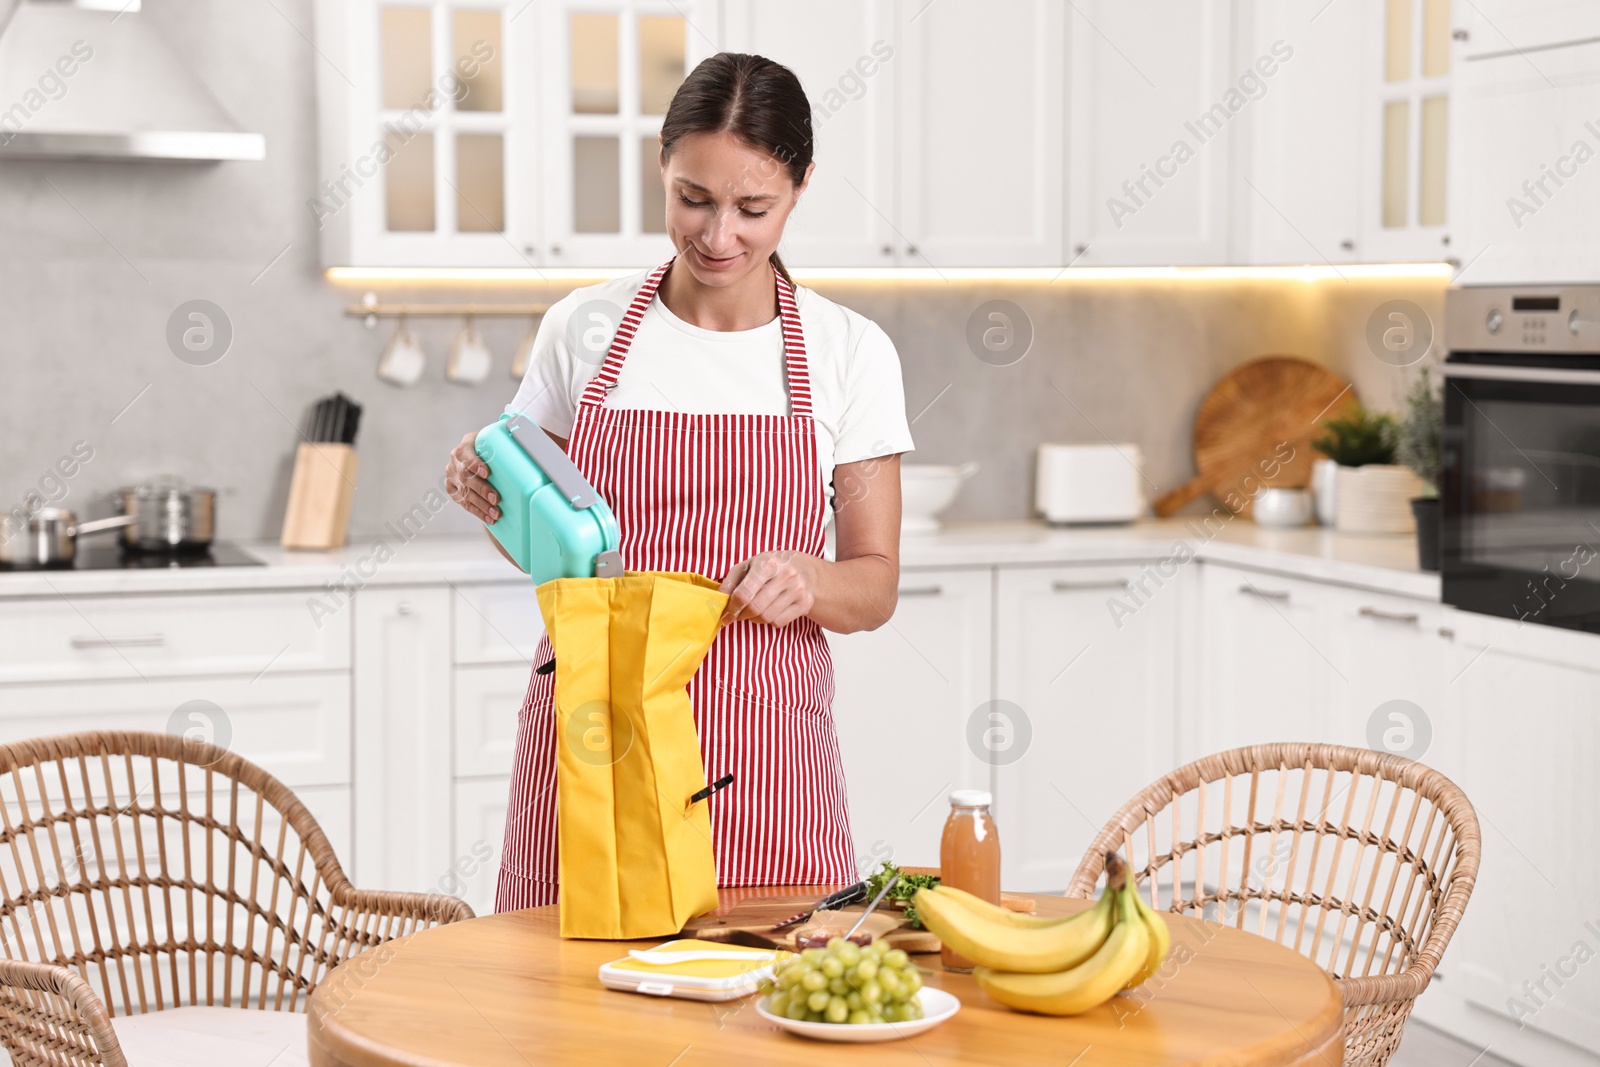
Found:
[903,968,923,994]
[859,979,883,1005]
[800,969,828,992]
[847,1009,873,1025]
[854,958,878,981]
[825,995,849,1022]
[883,949,909,969]
[820,957,844,979]
[807,990,831,1012]
[776,965,801,990]
[784,999,809,1021]
[904,998,924,1020]
[806,1010,825,1023]
[881,1003,903,1023]
[828,977,849,996]
[878,970,901,999]
[834,942,862,967]
[846,991,863,1011]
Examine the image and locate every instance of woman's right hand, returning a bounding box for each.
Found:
[446,431,500,523]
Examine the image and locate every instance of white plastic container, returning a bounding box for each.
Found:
[597,939,778,1001]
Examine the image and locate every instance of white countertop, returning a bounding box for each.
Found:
[0,518,1438,601]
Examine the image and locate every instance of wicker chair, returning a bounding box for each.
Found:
[1066,743,1479,1067]
[0,731,475,1067]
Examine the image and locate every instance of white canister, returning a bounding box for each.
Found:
[1312,457,1339,526]
[1335,464,1423,535]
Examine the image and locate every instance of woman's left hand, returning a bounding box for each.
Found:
[719,551,819,627]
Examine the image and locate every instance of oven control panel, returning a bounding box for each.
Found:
[1446,285,1599,354]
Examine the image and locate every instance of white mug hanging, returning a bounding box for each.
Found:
[446,320,492,385]
[377,321,426,387]
[510,317,540,379]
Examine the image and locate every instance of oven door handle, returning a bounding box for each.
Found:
[1443,364,1600,386]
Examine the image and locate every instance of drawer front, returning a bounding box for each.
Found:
[0,673,351,788]
[452,665,528,779]
[0,591,350,684]
[452,583,545,666]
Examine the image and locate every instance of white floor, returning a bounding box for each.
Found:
[1393,1021,1519,1067]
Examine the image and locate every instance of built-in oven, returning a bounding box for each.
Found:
[1441,286,1600,632]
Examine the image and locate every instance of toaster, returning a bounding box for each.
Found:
[1035,443,1144,525]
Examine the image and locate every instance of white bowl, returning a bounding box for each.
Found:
[755,986,961,1043]
[1253,487,1313,528]
[901,463,978,534]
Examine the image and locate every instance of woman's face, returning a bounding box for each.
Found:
[659,130,812,288]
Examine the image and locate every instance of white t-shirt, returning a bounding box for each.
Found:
[505,267,916,505]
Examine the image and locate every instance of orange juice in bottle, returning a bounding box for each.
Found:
[938,789,1001,972]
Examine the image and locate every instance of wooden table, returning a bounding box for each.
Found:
[306,889,1344,1066]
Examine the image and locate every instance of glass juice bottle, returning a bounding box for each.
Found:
[939,789,1001,972]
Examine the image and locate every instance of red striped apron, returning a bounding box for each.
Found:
[494,256,857,910]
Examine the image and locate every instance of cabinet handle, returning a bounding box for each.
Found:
[898,584,943,597]
[70,634,165,649]
[1340,239,1355,251]
[1438,626,1455,639]
[1359,606,1419,625]
[550,244,562,255]
[1238,585,1289,601]
[905,245,918,257]
[1452,28,1469,41]
[881,244,893,256]
[1052,579,1130,592]
[397,601,413,616]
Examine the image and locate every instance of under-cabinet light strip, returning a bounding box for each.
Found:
[326,263,1456,285]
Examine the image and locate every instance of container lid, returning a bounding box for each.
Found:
[597,939,778,997]
[949,789,992,808]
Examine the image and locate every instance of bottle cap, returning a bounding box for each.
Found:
[949,789,992,808]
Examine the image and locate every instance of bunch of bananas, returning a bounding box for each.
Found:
[911,852,1170,1016]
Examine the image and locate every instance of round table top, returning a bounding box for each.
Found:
[306,889,1344,1067]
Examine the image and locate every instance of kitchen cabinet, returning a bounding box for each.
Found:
[452,777,513,919]
[1448,1,1600,284]
[1239,0,1366,265]
[993,563,1182,892]
[720,0,897,267]
[1321,584,1448,752]
[312,0,721,269]
[1193,563,1338,752]
[828,568,993,874]
[894,0,1066,266]
[1421,609,1600,1058]
[352,586,453,896]
[725,0,1066,268]
[1066,0,1233,266]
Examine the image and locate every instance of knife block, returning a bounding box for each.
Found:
[281,443,359,549]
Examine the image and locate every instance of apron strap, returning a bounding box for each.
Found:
[577,255,814,418]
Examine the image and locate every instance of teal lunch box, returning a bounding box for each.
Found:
[474,413,623,584]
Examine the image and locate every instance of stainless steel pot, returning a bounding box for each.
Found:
[115,480,215,551]
[0,508,135,567]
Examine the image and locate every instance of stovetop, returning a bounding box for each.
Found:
[1,540,266,572]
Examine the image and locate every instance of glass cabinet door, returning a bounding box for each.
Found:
[1367,0,1453,260]
[542,0,719,266]
[351,1,521,264]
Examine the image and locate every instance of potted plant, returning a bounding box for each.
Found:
[1313,406,1422,535]
[1396,368,1443,571]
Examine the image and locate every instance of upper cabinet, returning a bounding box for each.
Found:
[723,0,1065,268]
[1066,0,1233,266]
[314,0,1594,273]
[1448,0,1600,284]
[312,0,720,268]
[1242,0,1455,266]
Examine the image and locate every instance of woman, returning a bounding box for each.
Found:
[445,53,914,909]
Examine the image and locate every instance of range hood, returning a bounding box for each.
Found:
[0,0,264,162]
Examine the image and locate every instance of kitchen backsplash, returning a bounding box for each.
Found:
[0,0,1445,543]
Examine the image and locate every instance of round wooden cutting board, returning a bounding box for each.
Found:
[1153,356,1358,517]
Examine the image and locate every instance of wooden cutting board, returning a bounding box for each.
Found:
[1153,356,1358,517]
[681,885,1036,955]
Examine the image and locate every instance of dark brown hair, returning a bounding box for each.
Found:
[660,52,812,286]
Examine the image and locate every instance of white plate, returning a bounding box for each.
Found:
[755,987,960,1043]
